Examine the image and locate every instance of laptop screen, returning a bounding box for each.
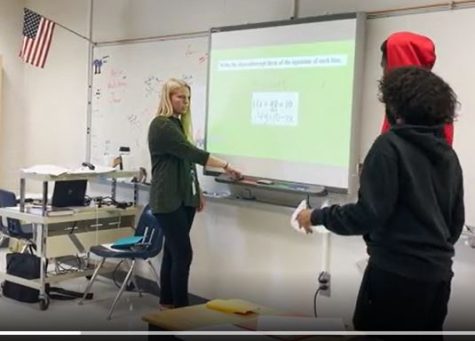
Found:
[51,180,88,208]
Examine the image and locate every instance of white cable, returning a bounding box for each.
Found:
[315,200,331,273]
[320,230,331,273]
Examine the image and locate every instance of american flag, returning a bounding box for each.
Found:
[19,8,55,68]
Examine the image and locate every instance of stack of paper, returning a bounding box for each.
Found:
[22,165,69,176]
[68,165,116,174]
[206,299,259,314]
[21,164,116,176]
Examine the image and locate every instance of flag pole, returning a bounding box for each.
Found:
[55,21,94,44]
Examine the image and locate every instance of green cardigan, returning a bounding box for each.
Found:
[148,116,210,214]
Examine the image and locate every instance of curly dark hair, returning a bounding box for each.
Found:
[380,40,387,68]
[378,66,457,126]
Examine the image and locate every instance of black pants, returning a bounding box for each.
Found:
[154,205,196,308]
[353,262,451,332]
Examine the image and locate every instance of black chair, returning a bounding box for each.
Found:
[79,204,163,319]
[0,189,35,252]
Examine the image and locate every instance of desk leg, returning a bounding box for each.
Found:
[42,181,48,215]
[133,182,138,206]
[111,178,117,202]
[36,222,49,310]
[19,178,26,212]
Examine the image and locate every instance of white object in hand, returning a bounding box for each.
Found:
[290,199,310,234]
[290,199,331,234]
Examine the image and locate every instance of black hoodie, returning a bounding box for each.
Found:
[311,125,464,281]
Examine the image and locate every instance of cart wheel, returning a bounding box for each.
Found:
[39,297,50,311]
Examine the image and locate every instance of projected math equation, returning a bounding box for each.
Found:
[251,92,299,126]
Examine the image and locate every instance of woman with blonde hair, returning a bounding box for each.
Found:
[148,78,240,308]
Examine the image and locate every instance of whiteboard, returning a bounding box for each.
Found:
[90,37,209,175]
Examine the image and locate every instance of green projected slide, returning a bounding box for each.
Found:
[206,40,355,168]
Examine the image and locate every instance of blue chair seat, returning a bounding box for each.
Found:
[89,245,151,260]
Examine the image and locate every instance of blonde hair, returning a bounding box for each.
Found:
[156,78,194,142]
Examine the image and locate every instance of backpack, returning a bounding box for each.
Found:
[2,252,93,302]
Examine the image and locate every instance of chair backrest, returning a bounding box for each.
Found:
[0,189,25,237]
[135,204,163,258]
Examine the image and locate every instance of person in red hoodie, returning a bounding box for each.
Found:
[380,31,454,145]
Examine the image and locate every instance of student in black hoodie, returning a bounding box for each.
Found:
[297,66,464,331]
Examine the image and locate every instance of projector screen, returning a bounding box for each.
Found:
[205,14,365,191]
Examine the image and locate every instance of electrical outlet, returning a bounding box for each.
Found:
[318,272,331,297]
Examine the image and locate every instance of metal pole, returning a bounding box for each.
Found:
[86,0,94,162]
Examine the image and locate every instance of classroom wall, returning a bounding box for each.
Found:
[2,0,475,330]
[0,0,90,191]
[92,0,294,42]
[0,0,27,189]
[22,0,90,186]
[298,0,445,16]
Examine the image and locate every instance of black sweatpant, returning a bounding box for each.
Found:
[353,262,451,332]
[154,205,196,308]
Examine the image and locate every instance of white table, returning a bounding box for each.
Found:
[0,170,140,310]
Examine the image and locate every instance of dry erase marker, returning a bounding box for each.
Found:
[257,179,274,185]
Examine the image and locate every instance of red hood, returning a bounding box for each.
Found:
[381,32,453,145]
[386,32,436,70]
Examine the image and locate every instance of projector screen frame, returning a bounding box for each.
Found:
[203,12,366,196]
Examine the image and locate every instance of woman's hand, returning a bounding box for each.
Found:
[224,164,242,180]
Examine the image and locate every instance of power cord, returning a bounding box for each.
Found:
[313,288,321,318]
[90,195,133,209]
[112,260,126,289]
[313,271,331,318]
